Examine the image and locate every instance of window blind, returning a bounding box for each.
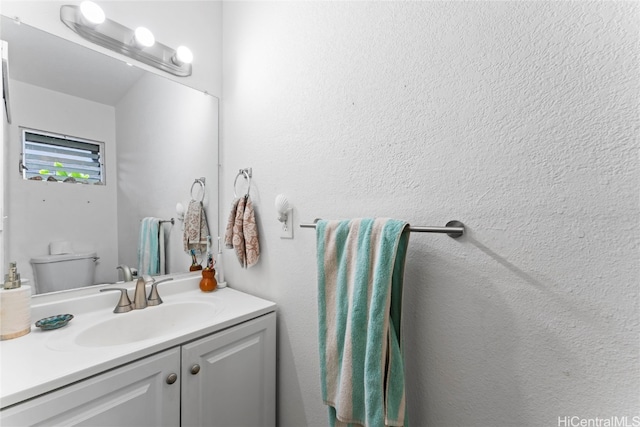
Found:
[22,129,104,184]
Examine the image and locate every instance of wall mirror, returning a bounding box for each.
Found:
[1,15,219,294]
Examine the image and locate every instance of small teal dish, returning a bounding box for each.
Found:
[35,314,74,330]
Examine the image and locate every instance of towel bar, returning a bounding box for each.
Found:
[140,218,174,225]
[300,220,465,238]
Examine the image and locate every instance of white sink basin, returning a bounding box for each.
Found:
[74,301,218,347]
[46,300,221,351]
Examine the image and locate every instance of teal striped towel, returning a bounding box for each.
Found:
[317,218,410,427]
[138,217,160,276]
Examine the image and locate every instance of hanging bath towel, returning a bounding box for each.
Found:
[224,195,260,268]
[183,199,210,255]
[138,217,160,276]
[158,221,166,275]
[316,218,410,427]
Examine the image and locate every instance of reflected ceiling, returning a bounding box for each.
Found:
[1,16,144,106]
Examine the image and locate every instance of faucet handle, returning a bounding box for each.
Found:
[147,278,173,306]
[100,288,133,313]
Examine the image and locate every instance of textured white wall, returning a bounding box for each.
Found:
[222,2,639,426]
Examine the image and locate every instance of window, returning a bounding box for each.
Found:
[21,128,104,184]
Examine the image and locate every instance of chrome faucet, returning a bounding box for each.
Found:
[101,277,174,313]
[116,264,133,282]
[133,277,147,310]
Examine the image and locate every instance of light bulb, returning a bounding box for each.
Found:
[172,46,193,65]
[134,27,155,48]
[79,1,105,26]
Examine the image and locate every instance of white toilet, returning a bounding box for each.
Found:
[30,252,98,294]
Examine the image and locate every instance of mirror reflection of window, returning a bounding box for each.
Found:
[21,128,105,185]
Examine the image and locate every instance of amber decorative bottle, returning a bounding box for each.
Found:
[200,268,217,292]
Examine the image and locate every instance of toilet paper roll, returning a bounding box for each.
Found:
[49,241,73,255]
[0,285,32,340]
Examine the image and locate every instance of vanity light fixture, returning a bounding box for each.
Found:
[176,202,185,222]
[60,2,192,77]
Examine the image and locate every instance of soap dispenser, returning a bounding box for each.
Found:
[0,262,32,340]
[3,262,21,289]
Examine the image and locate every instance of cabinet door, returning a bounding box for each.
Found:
[181,313,276,427]
[1,348,180,427]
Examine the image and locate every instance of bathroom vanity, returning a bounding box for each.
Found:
[0,274,276,426]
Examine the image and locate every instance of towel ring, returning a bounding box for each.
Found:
[234,168,252,198]
[190,178,206,202]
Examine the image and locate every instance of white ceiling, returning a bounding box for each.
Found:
[1,16,145,106]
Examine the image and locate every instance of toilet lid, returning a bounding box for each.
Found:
[30,252,97,264]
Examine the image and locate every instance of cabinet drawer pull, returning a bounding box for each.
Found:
[166,373,178,384]
[190,364,201,375]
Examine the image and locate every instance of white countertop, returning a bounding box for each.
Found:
[0,275,276,409]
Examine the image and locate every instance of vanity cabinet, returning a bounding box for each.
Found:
[181,311,276,427]
[0,348,181,426]
[1,313,276,427]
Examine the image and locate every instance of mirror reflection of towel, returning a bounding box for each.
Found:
[158,224,165,275]
[224,195,260,268]
[138,217,160,276]
[183,200,209,255]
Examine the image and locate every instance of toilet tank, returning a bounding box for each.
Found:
[30,252,98,294]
